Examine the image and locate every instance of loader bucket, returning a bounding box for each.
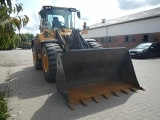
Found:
[56,48,144,110]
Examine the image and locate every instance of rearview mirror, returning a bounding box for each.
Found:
[77,10,81,18]
[40,10,46,19]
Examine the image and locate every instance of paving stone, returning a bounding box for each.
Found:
[0,49,160,120]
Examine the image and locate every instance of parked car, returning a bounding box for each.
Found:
[21,39,31,49]
[129,42,160,58]
[22,42,31,49]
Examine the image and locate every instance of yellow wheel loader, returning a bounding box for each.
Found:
[32,6,145,110]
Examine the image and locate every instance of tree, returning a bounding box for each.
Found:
[14,34,21,48]
[0,30,17,50]
[0,0,29,50]
[25,33,34,42]
[0,0,29,33]
[34,33,39,38]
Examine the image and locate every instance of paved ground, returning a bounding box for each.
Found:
[0,49,160,120]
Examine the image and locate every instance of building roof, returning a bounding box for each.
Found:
[89,7,160,29]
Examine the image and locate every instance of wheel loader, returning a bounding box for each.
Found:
[32,6,145,110]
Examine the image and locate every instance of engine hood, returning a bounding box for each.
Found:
[129,48,146,52]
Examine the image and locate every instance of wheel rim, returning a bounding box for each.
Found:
[32,51,36,65]
[43,54,48,73]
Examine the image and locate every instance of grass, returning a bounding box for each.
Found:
[0,92,9,120]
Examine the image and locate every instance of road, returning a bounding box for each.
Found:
[0,49,160,120]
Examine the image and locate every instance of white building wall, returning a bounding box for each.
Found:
[108,17,160,36]
[83,27,106,38]
[83,17,160,38]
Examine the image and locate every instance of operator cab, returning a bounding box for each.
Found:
[39,6,81,31]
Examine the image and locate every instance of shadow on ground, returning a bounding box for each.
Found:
[8,66,136,120]
[31,92,134,120]
[8,66,55,99]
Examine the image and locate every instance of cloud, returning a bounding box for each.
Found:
[117,0,160,10]
[16,9,40,34]
[148,0,160,5]
[81,17,89,21]
[16,0,160,35]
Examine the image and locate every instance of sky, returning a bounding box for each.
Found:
[15,0,160,35]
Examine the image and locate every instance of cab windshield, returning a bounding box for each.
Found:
[46,8,75,29]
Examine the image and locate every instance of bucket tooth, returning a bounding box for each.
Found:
[130,88,137,93]
[80,100,88,107]
[139,87,146,91]
[101,94,109,99]
[120,90,129,95]
[91,97,99,103]
[68,103,74,110]
[111,92,119,97]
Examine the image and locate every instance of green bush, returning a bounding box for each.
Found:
[0,32,21,50]
[0,92,8,120]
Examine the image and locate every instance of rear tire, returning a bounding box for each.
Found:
[32,45,42,70]
[42,43,61,82]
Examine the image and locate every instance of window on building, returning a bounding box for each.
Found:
[143,34,155,42]
[107,37,115,43]
[101,37,107,42]
[148,34,155,42]
[108,37,111,42]
[101,38,103,42]
[124,35,134,42]
[125,36,129,42]
[143,35,148,42]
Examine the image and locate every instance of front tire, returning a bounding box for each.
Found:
[42,43,61,82]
